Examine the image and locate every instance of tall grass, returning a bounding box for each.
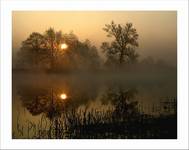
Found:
[13,100,177,139]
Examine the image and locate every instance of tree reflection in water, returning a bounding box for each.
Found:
[18,86,69,119]
[15,85,176,139]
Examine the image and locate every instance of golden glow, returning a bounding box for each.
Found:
[61,43,68,50]
[13,11,177,65]
[60,93,67,100]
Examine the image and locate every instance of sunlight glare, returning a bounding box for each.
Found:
[60,93,67,100]
[61,43,68,50]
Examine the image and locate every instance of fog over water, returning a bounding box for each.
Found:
[12,11,177,139]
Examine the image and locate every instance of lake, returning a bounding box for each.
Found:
[12,70,177,139]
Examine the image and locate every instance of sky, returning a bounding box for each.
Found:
[12,11,177,65]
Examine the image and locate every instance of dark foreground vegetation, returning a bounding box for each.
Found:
[13,96,177,139]
[14,109,177,139]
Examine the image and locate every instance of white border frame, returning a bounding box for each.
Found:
[0,0,188,149]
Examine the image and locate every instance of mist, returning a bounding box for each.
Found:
[12,11,177,139]
[12,11,177,66]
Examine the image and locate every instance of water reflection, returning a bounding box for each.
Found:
[18,87,74,119]
[12,74,177,139]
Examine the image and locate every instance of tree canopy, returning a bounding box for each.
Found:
[16,28,101,72]
[15,22,141,72]
[101,21,139,67]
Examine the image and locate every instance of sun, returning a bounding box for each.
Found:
[61,43,68,50]
[60,93,67,100]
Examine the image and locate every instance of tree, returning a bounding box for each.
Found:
[101,21,139,66]
[16,28,101,72]
[44,28,64,70]
[56,35,101,71]
[17,32,47,69]
[74,39,101,70]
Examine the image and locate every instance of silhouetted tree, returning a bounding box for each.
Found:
[74,39,101,70]
[16,28,101,72]
[55,35,101,71]
[17,32,47,69]
[44,28,64,70]
[101,21,139,66]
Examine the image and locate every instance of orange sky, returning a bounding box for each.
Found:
[12,11,177,65]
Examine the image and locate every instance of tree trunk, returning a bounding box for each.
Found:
[119,49,124,66]
[50,42,54,70]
